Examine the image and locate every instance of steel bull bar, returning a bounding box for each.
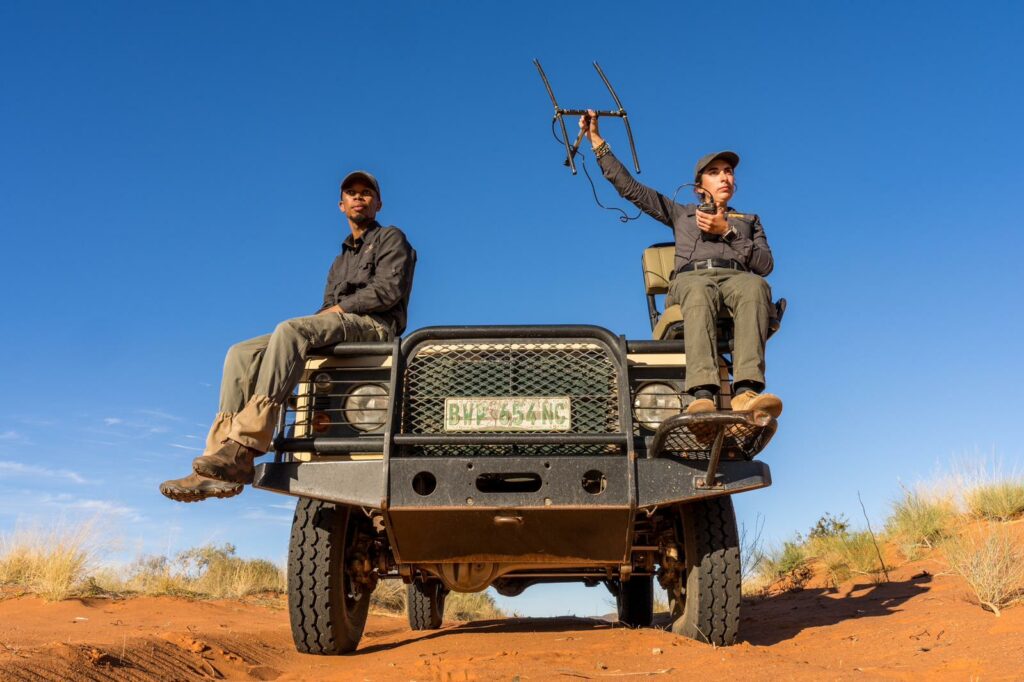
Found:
[253,326,772,512]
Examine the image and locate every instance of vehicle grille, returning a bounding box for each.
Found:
[400,341,621,456]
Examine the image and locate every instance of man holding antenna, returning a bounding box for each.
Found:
[580,111,781,417]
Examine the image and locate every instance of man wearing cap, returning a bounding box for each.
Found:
[159,171,416,502]
[580,112,781,417]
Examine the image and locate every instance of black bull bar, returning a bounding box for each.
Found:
[253,325,771,563]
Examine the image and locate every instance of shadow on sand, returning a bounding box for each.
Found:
[358,573,932,654]
[356,615,615,655]
[737,572,933,645]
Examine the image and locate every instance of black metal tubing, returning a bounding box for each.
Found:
[381,336,405,562]
[593,62,640,174]
[274,437,385,454]
[647,412,770,460]
[401,324,625,356]
[310,341,395,356]
[626,339,686,354]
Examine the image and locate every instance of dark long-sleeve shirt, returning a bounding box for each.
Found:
[319,222,416,335]
[597,151,774,276]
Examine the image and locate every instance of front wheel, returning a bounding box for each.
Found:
[407,581,447,630]
[288,499,371,654]
[669,496,741,646]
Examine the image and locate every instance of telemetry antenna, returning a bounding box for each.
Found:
[533,60,641,175]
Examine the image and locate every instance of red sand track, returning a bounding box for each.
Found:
[1,556,1022,681]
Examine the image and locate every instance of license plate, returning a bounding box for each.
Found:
[444,397,571,432]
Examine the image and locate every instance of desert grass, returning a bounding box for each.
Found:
[807,531,886,586]
[886,486,958,559]
[964,481,1024,521]
[370,579,406,613]
[941,522,1024,616]
[445,590,504,620]
[369,580,504,620]
[0,530,284,601]
[0,520,101,600]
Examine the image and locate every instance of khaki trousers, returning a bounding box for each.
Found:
[666,269,772,391]
[210,312,390,453]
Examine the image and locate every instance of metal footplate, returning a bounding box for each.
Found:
[647,411,778,462]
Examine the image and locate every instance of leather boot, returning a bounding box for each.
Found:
[192,440,261,484]
[159,473,243,503]
[730,390,783,418]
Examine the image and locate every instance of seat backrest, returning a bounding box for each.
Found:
[642,243,675,295]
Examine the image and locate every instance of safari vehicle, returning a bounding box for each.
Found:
[253,242,785,653]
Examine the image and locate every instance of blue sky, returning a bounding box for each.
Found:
[2,1,1022,616]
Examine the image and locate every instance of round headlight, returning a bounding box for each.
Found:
[634,383,682,431]
[343,384,389,432]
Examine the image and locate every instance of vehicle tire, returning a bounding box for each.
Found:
[288,498,371,654]
[670,496,741,646]
[406,581,446,630]
[616,575,654,627]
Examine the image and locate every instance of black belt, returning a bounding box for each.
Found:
[678,258,746,273]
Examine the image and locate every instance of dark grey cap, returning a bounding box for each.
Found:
[340,170,381,200]
[694,151,740,182]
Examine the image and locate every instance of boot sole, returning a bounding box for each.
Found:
[192,460,255,485]
[160,484,243,503]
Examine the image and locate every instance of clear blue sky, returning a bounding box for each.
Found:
[2,1,1022,617]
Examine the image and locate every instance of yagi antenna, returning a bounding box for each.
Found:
[533,59,641,175]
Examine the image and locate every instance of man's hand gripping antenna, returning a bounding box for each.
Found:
[533,60,641,175]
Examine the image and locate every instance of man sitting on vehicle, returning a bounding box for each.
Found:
[580,112,781,418]
[160,171,416,502]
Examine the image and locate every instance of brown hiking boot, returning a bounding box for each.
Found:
[685,397,717,414]
[159,473,243,503]
[730,391,783,418]
[192,440,260,484]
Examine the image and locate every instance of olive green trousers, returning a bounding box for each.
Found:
[666,269,772,392]
[207,312,390,453]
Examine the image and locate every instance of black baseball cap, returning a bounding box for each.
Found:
[694,151,740,182]
[340,170,381,200]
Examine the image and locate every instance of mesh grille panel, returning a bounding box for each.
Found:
[401,341,620,456]
[659,420,777,461]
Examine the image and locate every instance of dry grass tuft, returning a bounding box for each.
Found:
[0,520,102,600]
[177,545,285,598]
[886,487,958,559]
[369,580,504,621]
[941,523,1024,616]
[370,580,406,613]
[445,590,503,621]
[808,531,886,586]
[964,481,1024,521]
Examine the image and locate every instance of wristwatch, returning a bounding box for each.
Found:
[722,226,739,243]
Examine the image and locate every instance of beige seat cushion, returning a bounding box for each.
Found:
[642,245,675,294]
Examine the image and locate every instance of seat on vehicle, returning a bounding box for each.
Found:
[642,243,786,344]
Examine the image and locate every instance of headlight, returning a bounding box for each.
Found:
[343,384,389,432]
[634,383,682,431]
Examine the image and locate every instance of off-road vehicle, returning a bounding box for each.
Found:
[254,243,784,652]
